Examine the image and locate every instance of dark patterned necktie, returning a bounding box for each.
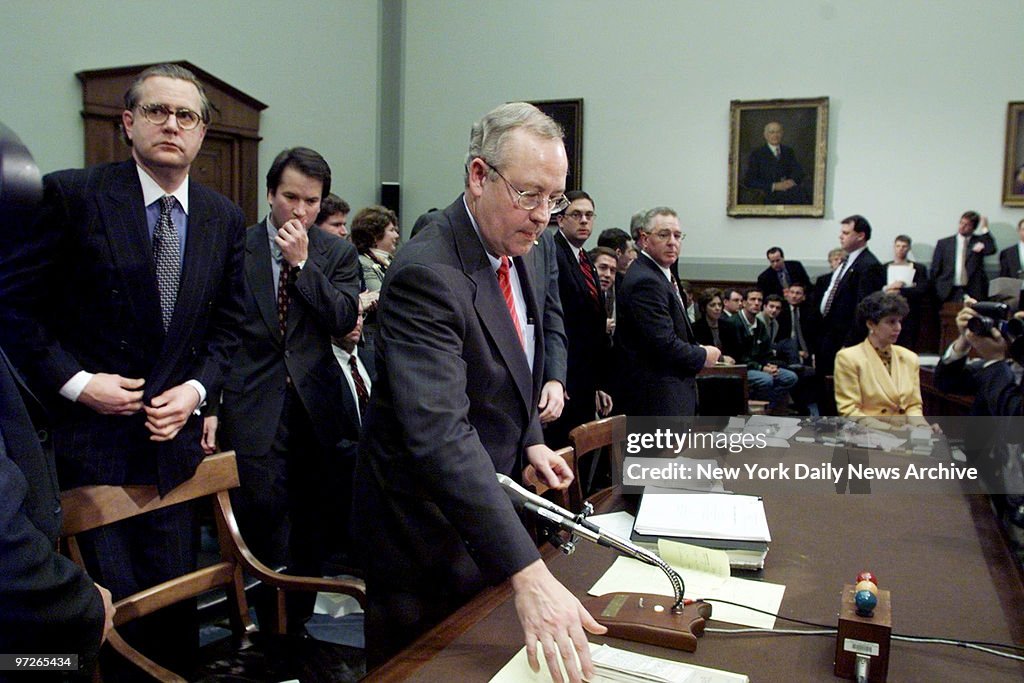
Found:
[349,355,369,416]
[579,250,599,304]
[822,257,849,316]
[277,262,293,337]
[153,196,180,331]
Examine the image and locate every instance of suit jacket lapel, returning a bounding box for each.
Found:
[450,201,534,415]
[99,161,163,339]
[861,340,899,405]
[246,221,282,342]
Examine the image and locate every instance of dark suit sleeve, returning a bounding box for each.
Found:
[0,172,86,393]
[291,232,360,338]
[929,240,948,284]
[540,241,568,386]
[0,451,104,660]
[743,148,772,193]
[856,260,886,302]
[187,199,247,396]
[628,276,706,375]
[975,232,996,258]
[377,262,540,577]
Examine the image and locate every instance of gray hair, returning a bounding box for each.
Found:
[642,206,678,231]
[464,102,563,186]
[124,63,212,124]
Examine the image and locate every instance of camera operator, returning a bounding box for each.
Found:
[935,297,1024,535]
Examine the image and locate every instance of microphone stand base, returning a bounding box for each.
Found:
[583,593,711,652]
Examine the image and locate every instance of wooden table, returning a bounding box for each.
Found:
[369,487,1024,682]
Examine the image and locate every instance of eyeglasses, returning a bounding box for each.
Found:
[481,160,570,213]
[648,229,686,242]
[565,211,596,221]
[137,103,204,130]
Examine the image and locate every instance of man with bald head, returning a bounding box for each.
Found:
[353,102,604,681]
[743,121,810,204]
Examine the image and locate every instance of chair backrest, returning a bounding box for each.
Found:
[697,364,749,415]
[568,415,627,509]
[60,451,365,682]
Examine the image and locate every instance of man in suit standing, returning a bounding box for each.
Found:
[548,190,613,446]
[742,121,810,204]
[352,103,605,681]
[998,219,1024,280]
[757,247,811,298]
[930,211,996,303]
[523,227,568,426]
[0,64,246,668]
[815,215,885,414]
[884,234,929,348]
[217,147,360,628]
[615,207,720,416]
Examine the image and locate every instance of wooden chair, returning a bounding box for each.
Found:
[568,415,628,510]
[697,364,749,415]
[60,451,366,682]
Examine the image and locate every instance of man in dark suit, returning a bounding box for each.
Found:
[757,247,811,298]
[352,103,604,680]
[815,215,885,414]
[998,219,1024,308]
[216,147,360,628]
[523,227,568,425]
[0,64,245,668]
[742,121,810,204]
[884,234,930,349]
[615,207,720,416]
[930,211,996,303]
[548,190,612,446]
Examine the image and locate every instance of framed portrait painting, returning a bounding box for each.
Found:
[528,98,583,192]
[1003,101,1024,207]
[728,97,829,218]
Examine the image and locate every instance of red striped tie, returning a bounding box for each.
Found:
[579,250,599,304]
[497,256,525,348]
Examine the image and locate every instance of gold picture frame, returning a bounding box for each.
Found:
[728,97,828,218]
[1003,101,1024,207]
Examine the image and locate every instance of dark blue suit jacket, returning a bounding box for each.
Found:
[615,253,706,415]
[0,347,104,661]
[743,144,810,204]
[0,160,246,494]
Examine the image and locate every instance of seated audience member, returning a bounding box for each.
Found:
[316,193,351,239]
[884,234,928,349]
[833,292,926,428]
[776,281,816,367]
[757,247,811,298]
[757,293,784,345]
[590,245,618,336]
[692,288,739,364]
[721,287,744,322]
[732,288,798,414]
[351,205,400,348]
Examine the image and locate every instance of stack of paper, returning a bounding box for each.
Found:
[631,492,770,570]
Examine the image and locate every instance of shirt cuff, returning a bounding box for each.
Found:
[185,379,207,414]
[941,342,969,363]
[60,371,94,402]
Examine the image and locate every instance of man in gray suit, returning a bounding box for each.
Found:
[352,102,604,682]
[217,147,360,629]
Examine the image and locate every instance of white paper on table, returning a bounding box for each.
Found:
[489,643,748,683]
[634,492,770,542]
[588,511,637,539]
[588,556,785,629]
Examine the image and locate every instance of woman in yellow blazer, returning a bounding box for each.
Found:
[834,292,926,429]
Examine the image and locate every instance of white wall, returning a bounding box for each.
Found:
[400,0,1024,278]
[0,0,381,215]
